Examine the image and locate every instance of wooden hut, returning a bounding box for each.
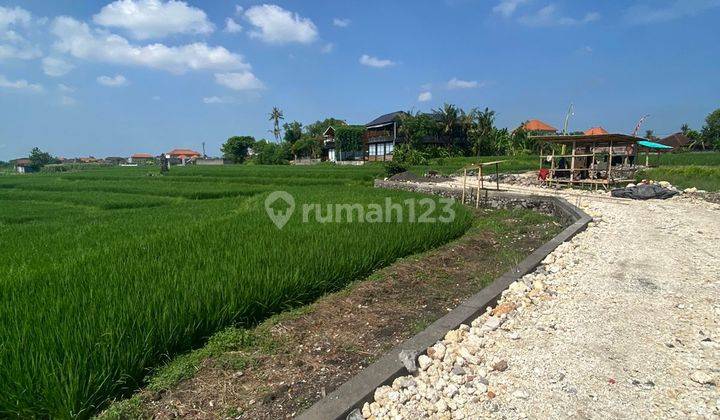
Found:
[533,133,645,189]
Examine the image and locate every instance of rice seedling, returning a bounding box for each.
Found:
[0,166,472,417]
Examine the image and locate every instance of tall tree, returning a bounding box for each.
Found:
[681,123,690,135]
[434,103,460,146]
[221,136,255,163]
[268,107,284,142]
[28,147,56,170]
[702,108,720,150]
[282,121,303,144]
[305,117,347,138]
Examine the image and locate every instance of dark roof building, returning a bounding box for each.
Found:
[366,111,406,128]
[657,132,691,149]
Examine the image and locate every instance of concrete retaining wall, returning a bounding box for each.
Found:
[298,181,591,420]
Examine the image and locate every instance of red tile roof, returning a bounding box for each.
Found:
[523,119,557,132]
[131,153,154,158]
[584,126,609,135]
[167,149,201,157]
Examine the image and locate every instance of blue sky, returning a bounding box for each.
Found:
[1,0,719,159]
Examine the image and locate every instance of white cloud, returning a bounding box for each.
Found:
[492,0,528,17]
[418,91,432,102]
[518,5,600,26]
[320,42,334,53]
[624,0,720,25]
[359,54,395,68]
[0,6,32,30]
[224,17,242,33]
[203,95,234,104]
[332,17,350,27]
[214,71,264,90]
[58,83,75,92]
[0,5,42,60]
[51,16,250,74]
[97,74,128,86]
[60,95,77,106]
[93,0,214,39]
[42,57,74,77]
[447,78,482,89]
[0,74,42,92]
[0,43,41,60]
[244,4,318,44]
[235,5,244,15]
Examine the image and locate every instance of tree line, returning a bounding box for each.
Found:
[221,105,720,165]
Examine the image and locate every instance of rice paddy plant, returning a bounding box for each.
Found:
[636,165,720,191]
[0,167,472,417]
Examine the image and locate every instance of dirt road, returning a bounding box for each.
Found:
[365,186,720,419]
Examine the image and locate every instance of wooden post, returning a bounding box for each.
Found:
[462,168,467,204]
[570,141,577,182]
[549,152,555,187]
[607,140,613,186]
[480,165,484,190]
[495,162,499,190]
[591,142,597,180]
[475,165,481,208]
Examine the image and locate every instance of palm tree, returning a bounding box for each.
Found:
[434,103,459,148]
[268,107,284,142]
[681,123,689,135]
[476,107,496,156]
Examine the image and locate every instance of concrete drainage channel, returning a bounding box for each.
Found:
[297,181,592,420]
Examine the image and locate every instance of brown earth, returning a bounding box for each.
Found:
[123,209,561,419]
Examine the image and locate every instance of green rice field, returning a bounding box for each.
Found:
[0,165,473,418]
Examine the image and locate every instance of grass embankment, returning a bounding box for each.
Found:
[0,165,471,418]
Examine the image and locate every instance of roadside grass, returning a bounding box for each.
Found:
[636,166,720,191]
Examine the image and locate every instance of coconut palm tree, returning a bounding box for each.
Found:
[268,107,284,142]
[433,103,460,148]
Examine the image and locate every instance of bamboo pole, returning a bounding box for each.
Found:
[495,162,499,190]
[480,165,484,190]
[607,141,613,186]
[462,168,467,203]
[549,151,555,187]
[475,165,481,208]
[570,141,576,182]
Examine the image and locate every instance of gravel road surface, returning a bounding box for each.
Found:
[362,185,720,419]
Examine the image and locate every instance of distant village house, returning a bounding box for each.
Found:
[130,153,155,164]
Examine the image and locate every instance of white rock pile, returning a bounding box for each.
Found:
[359,239,582,420]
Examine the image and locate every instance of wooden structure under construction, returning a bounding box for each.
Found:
[533,133,644,189]
[460,160,506,207]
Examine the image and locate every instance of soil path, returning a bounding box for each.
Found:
[366,183,720,419]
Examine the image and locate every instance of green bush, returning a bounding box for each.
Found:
[393,144,428,165]
[384,161,407,177]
